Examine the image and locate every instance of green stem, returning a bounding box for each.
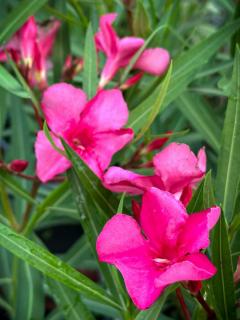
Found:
[0,182,19,230]
[20,180,40,232]
[176,287,191,320]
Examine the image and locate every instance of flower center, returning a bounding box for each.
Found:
[72,138,86,151]
[153,257,171,268]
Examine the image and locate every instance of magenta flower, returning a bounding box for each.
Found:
[95,13,170,88]
[103,143,206,205]
[0,16,60,89]
[97,187,220,309]
[35,83,134,182]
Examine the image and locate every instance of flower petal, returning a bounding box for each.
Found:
[197,147,207,173]
[81,89,130,131]
[206,206,221,229]
[117,37,144,66]
[95,13,118,56]
[38,20,61,58]
[103,167,162,195]
[42,83,87,134]
[35,131,71,183]
[140,188,188,259]
[19,16,37,66]
[93,129,134,171]
[153,143,205,194]
[103,167,145,194]
[97,214,164,309]
[177,206,221,257]
[155,253,217,287]
[134,48,170,75]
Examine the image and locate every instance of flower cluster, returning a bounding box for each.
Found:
[0,16,60,89]
[95,13,170,88]
[1,12,221,312]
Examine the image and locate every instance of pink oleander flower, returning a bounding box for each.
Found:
[95,13,170,88]
[35,83,134,182]
[104,143,206,205]
[97,187,220,309]
[0,16,60,89]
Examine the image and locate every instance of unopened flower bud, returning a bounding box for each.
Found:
[120,72,143,90]
[144,131,173,154]
[9,159,28,172]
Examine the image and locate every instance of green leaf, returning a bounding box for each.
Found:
[67,0,88,30]
[83,23,98,99]
[63,140,118,217]
[211,214,236,320]
[0,65,29,98]
[117,193,126,213]
[43,121,66,156]
[203,171,216,208]
[135,62,172,141]
[48,279,95,320]
[8,57,41,114]
[0,87,7,139]
[0,0,48,45]
[0,171,37,205]
[63,142,127,311]
[133,0,151,38]
[128,19,240,132]
[0,222,120,310]
[7,98,33,218]
[216,46,240,222]
[135,285,177,320]
[63,235,92,268]
[14,260,44,320]
[187,179,205,213]
[177,93,221,152]
[187,171,215,214]
[23,181,70,235]
[53,0,70,82]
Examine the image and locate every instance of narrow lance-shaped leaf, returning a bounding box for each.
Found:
[0,65,29,98]
[135,62,172,141]
[203,171,216,208]
[0,171,37,205]
[0,0,48,45]
[0,222,120,311]
[14,260,44,320]
[133,0,151,38]
[177,93,221,153]
[53,0,70,82]
[83,24,98,99]
[128,19,240,132]
[47,279,95,320]
[187,178,205,214]
[63,141,128,311]
[211,214,236,320]
[216,46,240,222]
[62,139,118,216]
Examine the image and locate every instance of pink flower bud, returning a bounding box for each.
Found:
[120,72,143,90]
[144,131,173,153]
[9,160,28,172]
